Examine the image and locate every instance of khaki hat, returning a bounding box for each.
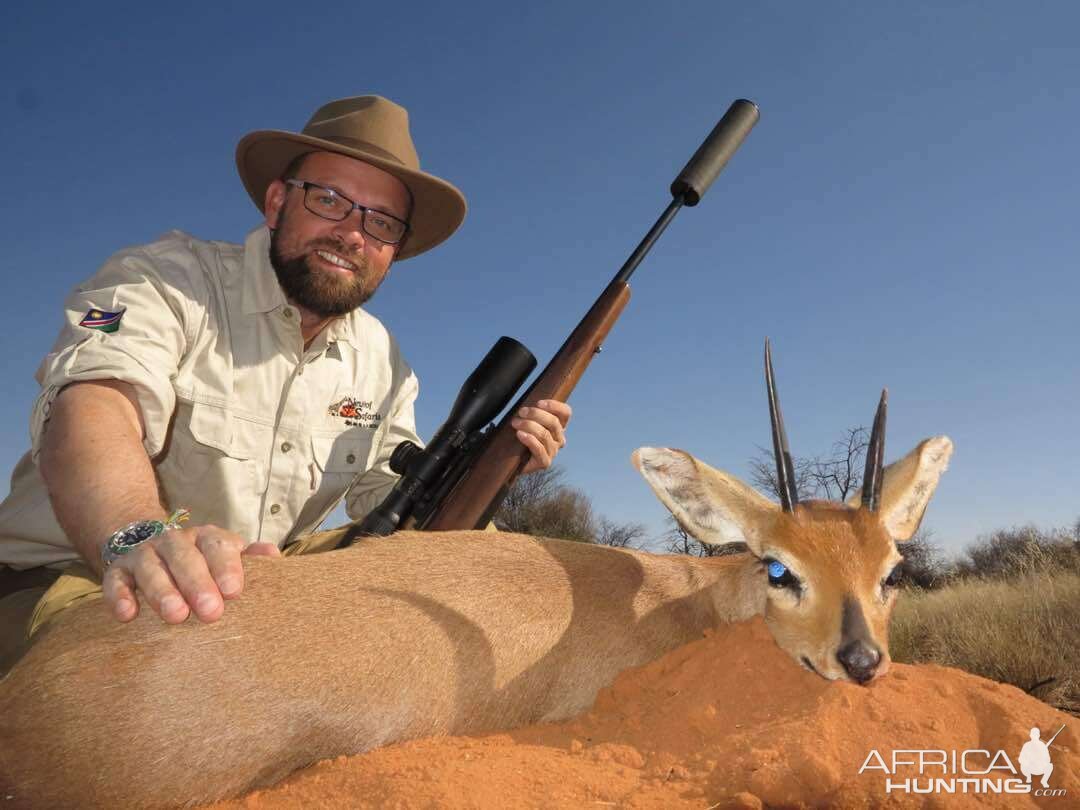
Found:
[236,95,466,260]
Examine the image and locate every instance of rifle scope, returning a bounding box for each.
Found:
[338,336,537,544]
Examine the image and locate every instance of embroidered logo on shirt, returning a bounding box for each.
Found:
[328,396,383,429]
[78,307,126,333]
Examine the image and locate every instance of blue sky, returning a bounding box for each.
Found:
[2,1,1077,556]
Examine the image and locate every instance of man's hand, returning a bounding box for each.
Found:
[102,525,280,624]
[512,399,572,474]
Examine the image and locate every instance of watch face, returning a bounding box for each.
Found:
[110,520,165,553]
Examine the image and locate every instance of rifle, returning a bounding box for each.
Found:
[337,99,759,546]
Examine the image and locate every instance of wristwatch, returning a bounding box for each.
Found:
[100,508,191,568]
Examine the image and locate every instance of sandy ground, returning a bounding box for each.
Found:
[206,618,1077,809]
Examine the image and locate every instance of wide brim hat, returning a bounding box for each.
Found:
[236,95,466,260]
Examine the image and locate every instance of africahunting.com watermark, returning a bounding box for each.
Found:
[859,724,1067,797]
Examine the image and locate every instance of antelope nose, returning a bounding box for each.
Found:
[836,640,881,684]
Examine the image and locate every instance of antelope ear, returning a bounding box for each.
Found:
[847,436,953,541]
[632,447,778,555]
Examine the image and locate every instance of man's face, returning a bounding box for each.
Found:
[263,151,412,317]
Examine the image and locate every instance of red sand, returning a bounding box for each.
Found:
[206,618,1077,809]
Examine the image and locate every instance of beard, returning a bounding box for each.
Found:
[269,213,380,317]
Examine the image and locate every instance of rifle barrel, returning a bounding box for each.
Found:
[612,198,682,285]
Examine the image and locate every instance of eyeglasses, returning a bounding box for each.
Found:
[284,179,409,245]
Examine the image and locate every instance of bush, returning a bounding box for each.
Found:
[595,518,648,549]
[494,466,646,547]
[952,525,1080,581]
[890,571,1080,716]
[897,528,950,590]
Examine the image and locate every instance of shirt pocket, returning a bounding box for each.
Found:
[307,431,378,522]
[162,401,269,535]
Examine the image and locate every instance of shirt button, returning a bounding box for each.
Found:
[283,308,294,319]
[269,504,281,515]
[281,442,292,453]
[346,453,356,464]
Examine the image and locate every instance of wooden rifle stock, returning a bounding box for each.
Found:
[419,280,630,530]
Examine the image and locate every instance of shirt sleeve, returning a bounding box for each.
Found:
[30,245,192,462]
[344,369,421,521]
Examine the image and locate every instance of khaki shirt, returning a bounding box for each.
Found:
[0,227,420,569]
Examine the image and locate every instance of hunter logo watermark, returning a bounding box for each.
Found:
[859,723,1067,797]
[1019,726,1060,790]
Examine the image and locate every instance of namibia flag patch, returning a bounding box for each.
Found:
[78,307,125,333]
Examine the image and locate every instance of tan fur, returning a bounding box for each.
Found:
[758,505,899,680]
[846,436,954,539]
[0,437,951,808]
[0,531,764,809]
[631,448,775,551]
[634,438,952,682]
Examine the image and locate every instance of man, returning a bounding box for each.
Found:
[0,95,571,672]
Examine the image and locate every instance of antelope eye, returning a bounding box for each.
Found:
[766,558,800,591]
[883,562,903,589]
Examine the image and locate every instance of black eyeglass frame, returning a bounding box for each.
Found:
[284,178,410,245]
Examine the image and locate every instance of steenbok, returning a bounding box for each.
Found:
[0,341,950,808]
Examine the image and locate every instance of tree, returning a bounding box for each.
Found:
[660,515,745,558]
[494,465,647,547]
[595,517,649,549]
[748,427,870,503]
[897,527,948,589]
[530,487,597,543]
[747,449,815,502]
[495,466,566,533]
[808,426,870,501]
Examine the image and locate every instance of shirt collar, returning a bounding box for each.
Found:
[240,225,362,349]
[321,312,361,350]
[241,226,287,315]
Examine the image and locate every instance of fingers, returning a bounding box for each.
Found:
[242,541,282,558]
[115,541,193,624]
[102,565,140,623]
[539,398,573,429]
[517,432,550,475]
[512,399,572,474]
[104,525,261,625]
[198,528,248,602]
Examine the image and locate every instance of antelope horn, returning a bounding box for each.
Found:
[765,339,799,512]
[861,389,888,511]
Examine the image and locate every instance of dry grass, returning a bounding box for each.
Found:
[890,571,1080,716]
